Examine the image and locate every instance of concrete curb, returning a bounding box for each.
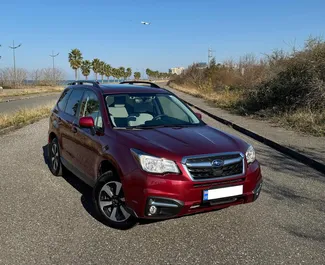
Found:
[182,100,325,175]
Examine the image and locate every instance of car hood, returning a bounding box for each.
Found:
[116,125,248,161]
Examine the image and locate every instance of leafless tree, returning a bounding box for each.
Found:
[30,69,44,85]
[29,67,66,86]
[0,67,28,88]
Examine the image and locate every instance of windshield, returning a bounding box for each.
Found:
[105,93,202,128]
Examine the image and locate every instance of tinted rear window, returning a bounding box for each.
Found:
[57,88,72,111]
[65,89,84,116]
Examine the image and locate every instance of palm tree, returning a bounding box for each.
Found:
[117,68,122,82]
[113,68,120,82]
[146,68,152,79]
[98,61,106,83]
[110,68,116,82]
[92,58,101,81]
[104,64,111,83]
[118,67,125,81]
[81,60,92,80]
[126,67,132,81]
[134,72,141,80]
[68,49,83,80]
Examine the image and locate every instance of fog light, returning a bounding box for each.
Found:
[149,205,157,215]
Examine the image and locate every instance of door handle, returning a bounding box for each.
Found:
[72,126,77,133]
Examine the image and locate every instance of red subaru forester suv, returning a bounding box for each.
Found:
[48,80,262,229]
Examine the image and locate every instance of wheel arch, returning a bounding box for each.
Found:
[48,132,57,143]
[97,159,123,182]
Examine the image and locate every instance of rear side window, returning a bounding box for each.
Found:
[65,89,84,116]
[57,88,72,111]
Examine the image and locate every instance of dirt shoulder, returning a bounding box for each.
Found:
[167,84,325,166]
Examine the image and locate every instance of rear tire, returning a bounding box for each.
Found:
[93,171,137,229]
[48,137,63,176]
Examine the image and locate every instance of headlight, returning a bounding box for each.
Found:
[131,149,179,174]
[245,145,256,164]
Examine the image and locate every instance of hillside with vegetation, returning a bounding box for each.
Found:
[169,37,325,136]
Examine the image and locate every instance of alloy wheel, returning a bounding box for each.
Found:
[98,181,131,222]
[51,142,59,171]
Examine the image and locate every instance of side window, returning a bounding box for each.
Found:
[57,88,72,111]
[65,89,84,117]
[79,90,103,130]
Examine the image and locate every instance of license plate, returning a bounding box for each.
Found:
[203,185,243,201]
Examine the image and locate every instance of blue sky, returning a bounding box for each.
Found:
[0,0,324,79]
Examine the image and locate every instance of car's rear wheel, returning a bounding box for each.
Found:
[48,137,63,176]
[93,171,137,229]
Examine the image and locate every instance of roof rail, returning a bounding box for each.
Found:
[68,80,101,88]
[119,81,161,88]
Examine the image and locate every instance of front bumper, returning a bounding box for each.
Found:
[124,160,262,219]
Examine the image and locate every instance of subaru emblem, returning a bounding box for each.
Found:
[212,159,224,167]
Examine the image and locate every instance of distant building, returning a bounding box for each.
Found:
[169,67,185,75]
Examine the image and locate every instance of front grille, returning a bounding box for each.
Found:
[186,154,239,164]
[184,153,244,181]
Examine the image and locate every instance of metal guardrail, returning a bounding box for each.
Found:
[180,98,325,175]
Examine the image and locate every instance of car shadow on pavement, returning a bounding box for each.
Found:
[42,144,108,225]
[42,145,51,171]
[42,144,224,229]
[42,144,165,229]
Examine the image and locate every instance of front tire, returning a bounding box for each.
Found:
[93,171,137,229]
[48,137,63,176]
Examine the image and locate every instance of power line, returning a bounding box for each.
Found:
[50,50,59,84]
[9,40,22,88]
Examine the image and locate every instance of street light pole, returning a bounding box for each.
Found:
[50,51,59,85]
[9,40,22,88]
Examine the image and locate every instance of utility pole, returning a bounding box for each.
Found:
[49,51,59,85]
[0,44,2,60]
[9,40,22,88]
[208,47,215,66]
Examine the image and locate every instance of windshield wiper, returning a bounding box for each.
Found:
[115,124,201,130]
[125,125,193,130]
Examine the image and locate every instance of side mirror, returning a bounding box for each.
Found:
[195,112,202,119]
[79,117,94,128]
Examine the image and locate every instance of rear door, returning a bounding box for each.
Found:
[60,88,85,168]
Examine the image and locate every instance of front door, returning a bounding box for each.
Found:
[74,89,105,184]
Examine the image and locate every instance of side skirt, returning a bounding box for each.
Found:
[61,156,96,188]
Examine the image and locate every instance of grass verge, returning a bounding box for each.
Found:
[0,86,64,98]
[0,103,55,132]
[169,82,325,136]
[169,82,243,109]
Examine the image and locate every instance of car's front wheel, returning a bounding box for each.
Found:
[93,171,137,229]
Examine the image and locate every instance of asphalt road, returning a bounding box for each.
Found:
[0,93,60,114]
[1,107,325,264]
